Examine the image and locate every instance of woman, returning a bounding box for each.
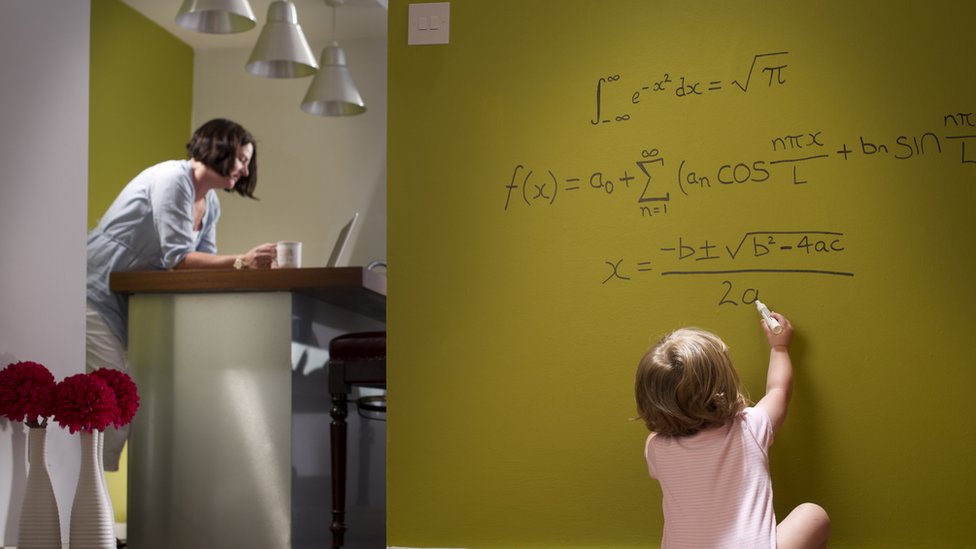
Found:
[86,118,277,471]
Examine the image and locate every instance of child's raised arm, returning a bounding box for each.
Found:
[755,311,794,434]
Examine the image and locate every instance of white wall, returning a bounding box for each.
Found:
[192,34,388,268]
[0,0,90,544]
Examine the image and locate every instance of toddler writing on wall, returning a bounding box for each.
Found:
[635,311,830,548]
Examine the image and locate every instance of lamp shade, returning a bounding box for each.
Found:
[245,1,319,78]
[175,0,256,34]
[301,44,367,116]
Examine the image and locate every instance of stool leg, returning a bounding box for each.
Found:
[330,391,348,549]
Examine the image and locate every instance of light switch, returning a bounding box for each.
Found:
[408,2,450,45]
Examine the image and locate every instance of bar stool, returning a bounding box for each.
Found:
[327,331,386,549]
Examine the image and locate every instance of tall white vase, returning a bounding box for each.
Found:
[97,431,116,529]
[17,426,63,549]
[69,430,115,549]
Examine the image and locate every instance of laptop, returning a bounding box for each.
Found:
[326,212,359,267]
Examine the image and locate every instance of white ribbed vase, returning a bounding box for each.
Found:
[97,431,116,526]
[17,426,63,549]
[69,430,115,549]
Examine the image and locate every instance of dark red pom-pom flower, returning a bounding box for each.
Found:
[52,373,118,433]
[92,368,140,427]
[0,361,57,427]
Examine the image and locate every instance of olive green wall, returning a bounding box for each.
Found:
[89,0,193,229]
[89,0,193,521]
[387,1,976,547]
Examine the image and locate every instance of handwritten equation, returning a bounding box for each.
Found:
[503,114,976,218]
[600,230,853,305]
[602,230,852,284]
[504,49,976,302]
[592,51,789,125]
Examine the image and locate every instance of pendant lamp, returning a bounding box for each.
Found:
[246,1,319,78]
[175,0,257,34]
[300,0,366,116]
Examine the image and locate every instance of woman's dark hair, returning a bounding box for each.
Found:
[186,118,258,199]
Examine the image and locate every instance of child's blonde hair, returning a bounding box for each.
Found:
[635,328,750,436]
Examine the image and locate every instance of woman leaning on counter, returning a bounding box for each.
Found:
[86,118,277,471]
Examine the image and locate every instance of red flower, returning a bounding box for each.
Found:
[0,361,57,427]
[52,373,118,433]
[92,368,140,427]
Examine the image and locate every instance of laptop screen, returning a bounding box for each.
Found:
[326,212,359,267]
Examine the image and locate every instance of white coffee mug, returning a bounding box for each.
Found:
[276,241,302,268]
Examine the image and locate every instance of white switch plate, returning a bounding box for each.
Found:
[408,2,450,45]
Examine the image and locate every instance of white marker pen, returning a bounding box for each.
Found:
[755,300,783,334]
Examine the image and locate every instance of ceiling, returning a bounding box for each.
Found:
[121,0,388,50]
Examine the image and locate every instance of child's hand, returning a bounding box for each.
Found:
[763,311,793,349]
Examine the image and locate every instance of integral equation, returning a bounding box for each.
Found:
[591,51,789,125]
[503,114,976,218]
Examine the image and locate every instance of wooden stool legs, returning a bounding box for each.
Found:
[330,392,348,549]
[328,330,386,549]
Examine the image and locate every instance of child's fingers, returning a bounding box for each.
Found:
[769,311,790,327]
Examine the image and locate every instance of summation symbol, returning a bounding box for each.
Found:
[502,150,672,217]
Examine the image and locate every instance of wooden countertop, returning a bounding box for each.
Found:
[111,266,386,320]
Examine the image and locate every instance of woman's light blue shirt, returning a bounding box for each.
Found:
[87,160,221,346]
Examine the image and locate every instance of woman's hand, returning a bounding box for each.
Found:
[241,242,277,269]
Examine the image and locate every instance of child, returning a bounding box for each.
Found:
[635,311,830,548]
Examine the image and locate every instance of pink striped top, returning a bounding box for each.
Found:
[645,407,777,549]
